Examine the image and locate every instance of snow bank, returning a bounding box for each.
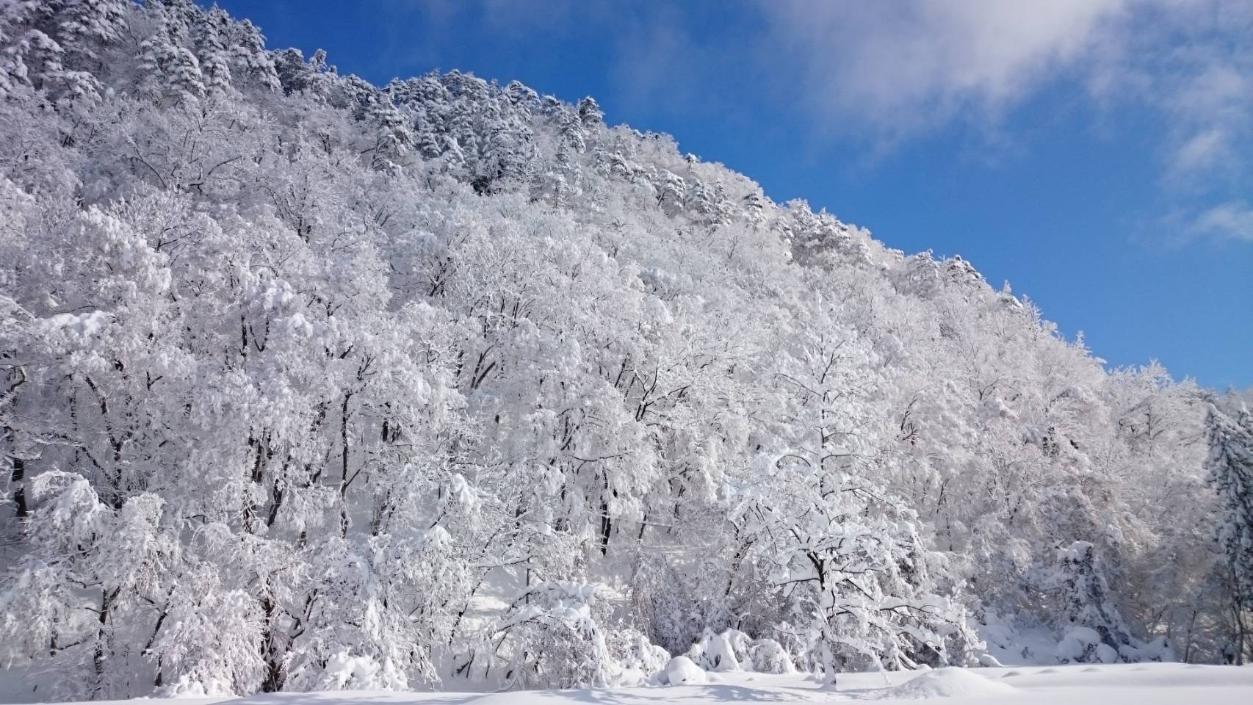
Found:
[661,656,707,685]
[155,674,235,698]
[882,667,1017,699]
[11,662,1253,705]
[976,654,1004,667]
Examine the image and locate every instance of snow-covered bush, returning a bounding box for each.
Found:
[297,652,407,691]
[487,582,619,689]
[1057,627,1121,664]
[606,628,671,685]
[687,629,795,674]
[748,638,795,673]
[688,629,749,671]
[660,656,707,685]
[483,583,673,689]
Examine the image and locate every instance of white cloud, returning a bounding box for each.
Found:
[1169,128,1227,176]
[755,1,1253,153]
[751,0,1253,243]
[1190,201,1253,243]
[758,0,1127,136]
[1158,60,1253,182]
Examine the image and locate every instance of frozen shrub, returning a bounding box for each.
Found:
[661,656,706,685]
[488,582,616,689]
[606,628,670,685]
[748,638,794,673]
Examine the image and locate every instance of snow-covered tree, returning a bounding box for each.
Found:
[0,1,1238,698]
[1205,404,1253,663]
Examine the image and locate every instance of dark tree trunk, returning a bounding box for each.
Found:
[10,455,26,518]
[261,593,285,692]
[92,587,119,697]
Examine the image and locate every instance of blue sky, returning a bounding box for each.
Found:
[208,0,1252,389]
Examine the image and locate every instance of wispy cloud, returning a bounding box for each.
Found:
[757,0,1125,138]
[1189,201,1253,243]
[752,1,1252,146]
[749,0,1253,241]
[1168,128,1228,177]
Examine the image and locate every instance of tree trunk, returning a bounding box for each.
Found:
[92,587,119,697]
[260,591,285,691]
[9,454,26,518]
[339,392,353,538]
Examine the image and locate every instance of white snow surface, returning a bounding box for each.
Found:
[5,664,1251,705]
[877,667,1016,698]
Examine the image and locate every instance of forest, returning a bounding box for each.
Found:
[0,1,1251,700]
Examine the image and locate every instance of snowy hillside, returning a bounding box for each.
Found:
[1,0,1251,702]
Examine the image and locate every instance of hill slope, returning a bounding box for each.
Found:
[0,0,1247,699]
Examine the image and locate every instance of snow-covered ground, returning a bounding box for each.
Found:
[7,664,1251,705]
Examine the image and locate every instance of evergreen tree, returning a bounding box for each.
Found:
[1205,404,1253,664]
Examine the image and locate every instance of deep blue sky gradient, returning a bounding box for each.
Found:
[206,0,1252,388]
